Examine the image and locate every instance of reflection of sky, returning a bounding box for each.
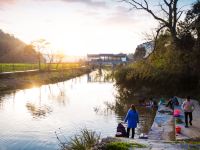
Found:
[0,72,118,150]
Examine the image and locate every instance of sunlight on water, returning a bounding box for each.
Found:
[0,71,118,150]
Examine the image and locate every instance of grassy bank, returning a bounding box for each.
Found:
[0,67,90,92]
[0,63,81,72]
[57,128,146,150]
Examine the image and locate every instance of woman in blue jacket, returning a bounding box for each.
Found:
[124,104,139,138]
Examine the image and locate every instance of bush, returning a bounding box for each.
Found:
[57,128,100,150]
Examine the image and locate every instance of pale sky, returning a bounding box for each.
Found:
[0,0,196,56]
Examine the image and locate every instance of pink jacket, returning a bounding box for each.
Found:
[182,101,194,112]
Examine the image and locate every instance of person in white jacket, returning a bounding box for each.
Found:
[182,96,195,128]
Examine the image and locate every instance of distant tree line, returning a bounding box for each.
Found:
[0,29,44,63]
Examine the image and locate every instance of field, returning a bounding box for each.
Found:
[0,63,81,72]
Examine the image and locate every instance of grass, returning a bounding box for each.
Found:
[56,128,147,150]
[106,142,147,150]
[57,128,100,150]
[0,67,90,91]
[0,63,81,72]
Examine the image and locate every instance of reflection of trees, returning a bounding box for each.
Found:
[104,87,156,134]
[26,103,52,118]
[26,87,53,119]
[47,83,69,106]
[0,96,3,109]
[136,107,156,134]
[87,70,113,83]
[0,91,16,110]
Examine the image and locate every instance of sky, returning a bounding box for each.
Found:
[0,0,196,56]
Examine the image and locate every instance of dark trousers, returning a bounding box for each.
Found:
[166,100,173,109]
[127,128,135,138]
[184,112,193,126]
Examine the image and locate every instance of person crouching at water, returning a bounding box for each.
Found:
[182,96,195,128]
[124,104,139,138]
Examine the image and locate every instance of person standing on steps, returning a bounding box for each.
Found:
[124,104,139,138]
[182,96,195,128]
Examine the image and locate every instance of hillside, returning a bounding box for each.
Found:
[0,30,39,63]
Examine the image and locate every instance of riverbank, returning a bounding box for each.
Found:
[0,67,91,92]
[92,98,200,150]
[95,137,200,150]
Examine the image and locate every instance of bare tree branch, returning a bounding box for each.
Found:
[163,0,170,6]
[122,0,168,25]
[159,3,169,15]
[154,25,167,51]
[177,11,183,21]
[121,0,183,41]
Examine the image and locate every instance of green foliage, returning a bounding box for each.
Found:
[60,128,100,150]
[0,63,81,72]
[105,142,146,150]
[133,46,146,61]
[114,31,199,96]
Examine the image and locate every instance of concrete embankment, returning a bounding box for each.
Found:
[148,103,174,141]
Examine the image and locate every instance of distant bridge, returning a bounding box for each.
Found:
[87,53,128,66]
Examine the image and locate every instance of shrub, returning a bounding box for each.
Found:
[57,128,100,150]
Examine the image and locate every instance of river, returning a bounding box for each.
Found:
[0,70,155,150]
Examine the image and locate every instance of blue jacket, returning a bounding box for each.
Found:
[124,109,139,128]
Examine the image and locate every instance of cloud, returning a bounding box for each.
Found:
[36,0,106,8]
[0,0,17,10]
[0,0,16,6]
[61,0,106,7]
[102,6,140,27]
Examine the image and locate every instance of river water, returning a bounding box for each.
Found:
[0,70,155,150]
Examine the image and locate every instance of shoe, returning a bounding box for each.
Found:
[189,122,192,126]
[185,125,189,128]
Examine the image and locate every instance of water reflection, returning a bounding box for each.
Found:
[103,86,157,135]
[0,96,4,109]
[0,70,156,150]
[26,103,52,118]
[87,69,113,83]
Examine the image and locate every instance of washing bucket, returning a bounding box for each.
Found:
[176,126,181,134]
[174,109,181,117]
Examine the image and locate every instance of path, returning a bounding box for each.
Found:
[148,103,174,141]
[0,69,39,78]
[119,138,200,150]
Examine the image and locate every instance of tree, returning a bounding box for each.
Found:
[178,1,200,76]
[185,0,200,43]
[44,48,54,71]
[31,39,49,70]
[122,0,184,43]
[54,53,65,70]
[133,46,146,61]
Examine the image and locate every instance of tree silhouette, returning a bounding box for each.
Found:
[31,39,49,70]
[122,0,184,43]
